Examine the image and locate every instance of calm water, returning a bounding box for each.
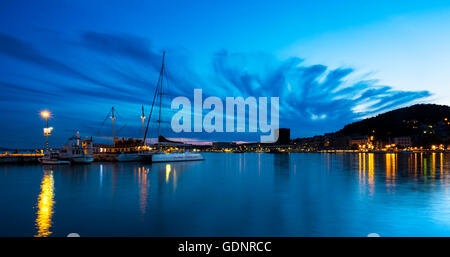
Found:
[1,152,450,237]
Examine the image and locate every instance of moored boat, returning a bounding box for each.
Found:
[152,151,203,162]
[59,132,94,164]
[38,152,71,165]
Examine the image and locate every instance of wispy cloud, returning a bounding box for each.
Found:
[209,50,431,136]
[79,32,161,70]
[0,33,120,91]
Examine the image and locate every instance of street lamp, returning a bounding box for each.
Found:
[40,111,50,152]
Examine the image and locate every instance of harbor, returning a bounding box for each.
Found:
[2,152,450,237]
[1,52,449,164]
[0,52,205,165]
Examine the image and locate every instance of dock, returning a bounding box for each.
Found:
[0,153,44,164]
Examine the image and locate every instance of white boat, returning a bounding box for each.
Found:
[152,151,204,162]
[38,152,71,165]
[59,132,94,164]
[118,152,153,162]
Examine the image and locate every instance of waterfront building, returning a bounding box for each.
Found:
[350,136,369,146]
[212,142,237,150]
[275,128,291,145]
[393,136,412,147]
[324,133,351,149]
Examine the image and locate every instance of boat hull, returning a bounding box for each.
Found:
[151,152,204,163]
[117,153,153,162]
[72,155,94,163]
[38,158,71,165]
[94,153,119,162]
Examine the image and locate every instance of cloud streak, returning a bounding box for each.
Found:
[209,50,431,136]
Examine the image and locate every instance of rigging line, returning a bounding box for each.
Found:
[114,110,123,120]
[146,86,158,144]
[117,123,127,135]
[97,110,112,136]
[143,59,163,145]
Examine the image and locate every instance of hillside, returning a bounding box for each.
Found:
[337,104,450,145]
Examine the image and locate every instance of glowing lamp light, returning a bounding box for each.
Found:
[40,111,50,119]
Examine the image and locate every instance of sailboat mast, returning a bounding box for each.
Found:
[142,52,165,149]
[141,105,146,144]
[111,106,116,145]
[158,51,165,150]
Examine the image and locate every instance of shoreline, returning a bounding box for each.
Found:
[0,150,448,164]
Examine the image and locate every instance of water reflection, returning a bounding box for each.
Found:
[138,166,150,215]
[273,154,290,188]
[111,163,118,197]
[368,153,374,187]
[432,153,436,177]
[99,164,103,188]
[4,152,447,237]
[385,153,396,187]
[356,152,447,188]
[35,168,55,237]
[165,164,171,183]
[158,163,177,191]
[358,153,375,194]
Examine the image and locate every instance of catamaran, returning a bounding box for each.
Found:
[151,151,203,162]
[143,52,204,162]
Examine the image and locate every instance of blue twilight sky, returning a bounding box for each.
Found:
[0,0,450,148]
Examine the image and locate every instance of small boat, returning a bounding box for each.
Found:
[38,152,71,165]
[152,151,204,163]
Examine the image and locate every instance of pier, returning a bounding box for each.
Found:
[0,152,44,163]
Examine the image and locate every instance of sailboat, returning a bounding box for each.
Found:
[144,52,204,163]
